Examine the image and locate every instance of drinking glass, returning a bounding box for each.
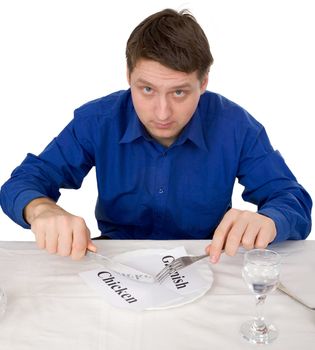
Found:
[240,249,281,344]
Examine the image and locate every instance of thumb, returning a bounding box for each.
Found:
[205,242,221,264]
[86,226,97,252]
[87,239,97,252]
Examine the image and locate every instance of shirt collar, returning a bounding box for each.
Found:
[119,108,151,144]
[120,104,208,152]
[174,108,208,151]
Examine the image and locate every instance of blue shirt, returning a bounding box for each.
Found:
[0,90,312,241]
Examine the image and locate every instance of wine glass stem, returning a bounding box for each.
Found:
[253,294,267,332]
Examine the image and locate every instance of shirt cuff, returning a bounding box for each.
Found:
[14,190,47,229]
[257,207,290,243]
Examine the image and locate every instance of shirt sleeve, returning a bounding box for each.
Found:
[0,116,95,228]
[237,124,312,242]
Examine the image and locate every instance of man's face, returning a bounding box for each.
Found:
[128,59,208,147]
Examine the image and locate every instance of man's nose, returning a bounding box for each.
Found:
[155,95,172,121]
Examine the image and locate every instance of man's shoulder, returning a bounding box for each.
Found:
[200,91,262,129]
[74,90,131,120]
[201,91,247,114]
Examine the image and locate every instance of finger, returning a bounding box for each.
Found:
[223,220,248,257]
[33,229,46,250]
[31,219,47,249]
[85,227,97,253]
[241,223,261,250]
[208,211,235,263]
[254,226,275,249]
[207,231,226,263]
[57,230,73,257]
[71,218,89,260]
[45,226,59,254]
[87,239,97,253]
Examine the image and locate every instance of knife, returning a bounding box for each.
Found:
[278,282,315,310]
[86,250,155,283]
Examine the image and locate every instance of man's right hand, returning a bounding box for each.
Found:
[24,197,97,259]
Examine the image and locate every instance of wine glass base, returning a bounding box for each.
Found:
[240,320,278,344]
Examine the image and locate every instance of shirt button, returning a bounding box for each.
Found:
[158,187,164,194]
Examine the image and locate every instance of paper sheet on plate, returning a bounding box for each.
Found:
[79,246,212,311]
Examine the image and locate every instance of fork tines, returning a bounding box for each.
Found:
[156,265,179,284]
[156,254,209,284]
[156,260,189,283]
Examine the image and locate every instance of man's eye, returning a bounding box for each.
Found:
[174,90,184,97]
[143,87,152,94]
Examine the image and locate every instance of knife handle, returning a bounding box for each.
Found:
[278,282,315,310]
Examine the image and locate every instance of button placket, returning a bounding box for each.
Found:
[153,151,170,233]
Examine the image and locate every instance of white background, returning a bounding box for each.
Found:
[0,0,314,241]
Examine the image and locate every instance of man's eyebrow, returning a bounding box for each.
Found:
[135,78,155,87]
[172,83,193,90]
[135,78,192,90]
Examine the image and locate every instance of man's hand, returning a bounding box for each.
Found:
[24,198,97,259]
[206,208,276,263]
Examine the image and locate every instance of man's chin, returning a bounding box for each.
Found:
[151,132,177,147]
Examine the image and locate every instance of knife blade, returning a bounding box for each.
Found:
[86,250,155,283]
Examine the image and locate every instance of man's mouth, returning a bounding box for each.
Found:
[154,122,173,129]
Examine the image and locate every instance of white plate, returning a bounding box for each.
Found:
[112,248,213,310]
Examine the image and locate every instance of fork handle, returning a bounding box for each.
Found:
[191,254,209,262]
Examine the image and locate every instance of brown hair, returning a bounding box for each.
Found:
[126,8,214,81]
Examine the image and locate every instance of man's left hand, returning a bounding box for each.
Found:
[206,208,276,263]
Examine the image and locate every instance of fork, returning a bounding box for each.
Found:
[155,253,209,284]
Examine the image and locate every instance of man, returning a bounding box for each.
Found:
[0,9,312,263]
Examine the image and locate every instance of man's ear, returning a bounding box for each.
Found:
[200,74,209,94]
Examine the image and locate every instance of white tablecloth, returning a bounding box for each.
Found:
[0,239,314,349]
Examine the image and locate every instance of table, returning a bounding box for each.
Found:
[0,239,314,349]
